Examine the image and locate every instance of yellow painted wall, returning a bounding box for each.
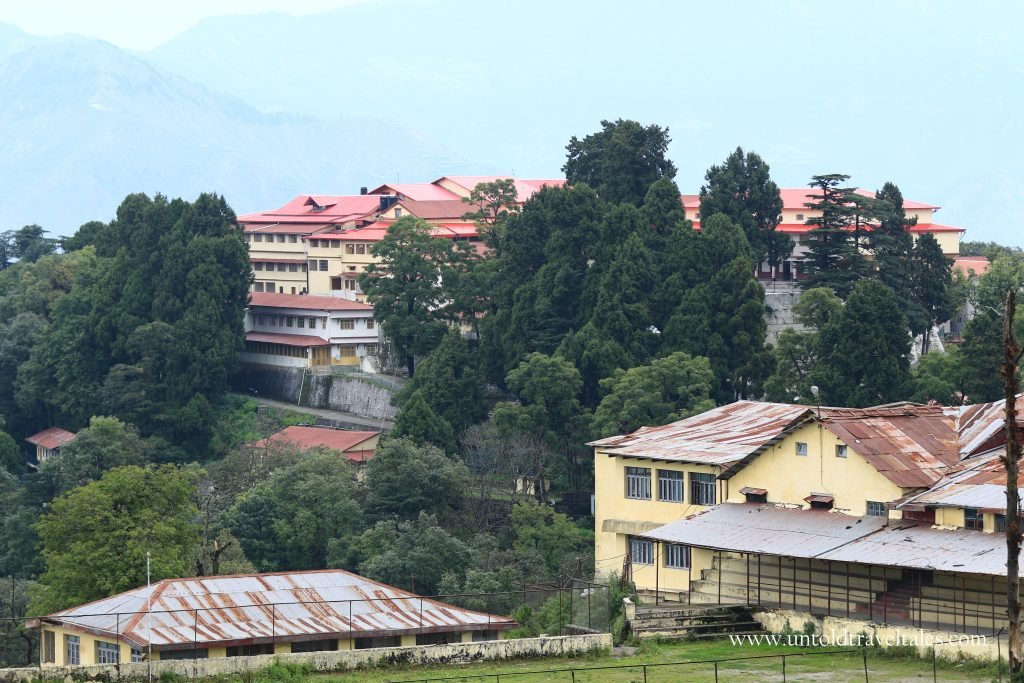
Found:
[593,450,721,582]
[40,626,138,667]
[727,423,904,516]
[912,230,960,255]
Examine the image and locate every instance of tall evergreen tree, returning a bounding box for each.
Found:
[910,233,955,355]
[814,279,912,407]
[699,146,788,271]
[800,174,867,297]
[392,389,457,453]
[591,232,658,364]
[873,182,929,338]
[663,214,770,401]
[563,119,677,206]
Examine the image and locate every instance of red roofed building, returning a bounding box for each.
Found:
[682,187,965,281]
[242,293,379,371]
[26,427,76,465]
[262,426,381,463]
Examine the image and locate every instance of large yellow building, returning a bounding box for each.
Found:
[31,569,513,667]
[593,396,1023,635]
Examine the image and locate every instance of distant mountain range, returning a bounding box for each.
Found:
[0,24,469,234]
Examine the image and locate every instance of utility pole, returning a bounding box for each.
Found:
[1001,289,1022,676]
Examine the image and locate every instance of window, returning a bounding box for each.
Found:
[130,648,145,663]
[254,234,263,242]
[310,239,320,248]
[796,213,805,221]
[301,264,308,272]
[657,470,684,502]
[795,442,808,456]
[996,514,1007,532]
[330,241,340,249]
[415,632,459,646]
[629,537,653,565]
[265,282,275,293]
[338,319,354,330]
[309,260,318,271]
[160,649,208,660]
[346,244,355,254]
[866,501,887,517]
[291,639,338,653]
[394,208,402,218]
[43,631,55,663]
[625,466,651,500]
[254,262,264,271]
[694,212,701,219]
[96,641,120,664]
[319,260,328,271]
[964,508,983,530]
[338,345,356,357]
[835,444,848,458]
[243,234,251,243]
[286,316,294,327]
[297,318,305,328]
[64,634,80,665]
[690,473,716,506]
[277,263,288,272]
[472,630,499,642]
[356,244,366,255]
[344,279,356,290]
[227,644,274,657]
[355,635,401,649]
[366,319,375,330]
[288,235,298,243]
[289,263,298,272]
[254,282,264,292]
[664,543,690,569]
[276,234,286,243]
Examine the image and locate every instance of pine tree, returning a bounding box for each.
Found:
[873,182,929,338]
[699,147,788,272]
[911,233,955,354]
[800,174,867,297]
[392,389,456,453]
[815,279,912,407]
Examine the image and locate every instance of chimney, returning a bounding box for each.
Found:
[360,187,368,195]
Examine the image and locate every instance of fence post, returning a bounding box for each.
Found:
[587,587,592,630]
[271,603,276,651]
[349,600,353,649]
[932,643,937,683]
[714,660,719,682]
[642,664,647,683]
[782,653,787,682]
[863,646,869,682]
[558,589,563,636]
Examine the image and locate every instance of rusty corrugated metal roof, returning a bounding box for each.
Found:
[589,401,813,466]
[43,569,513,649]
[901,447,1023,511]
[957,395,1024,457]
[642,503,1021,577]
[820,406,958,488]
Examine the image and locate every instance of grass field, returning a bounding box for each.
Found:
[292,639,1004,683]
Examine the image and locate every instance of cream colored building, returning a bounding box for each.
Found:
[31,569,512,667]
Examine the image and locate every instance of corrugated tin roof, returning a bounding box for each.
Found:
[264,427,378,462]
[642,503,1021,577]
[820,406,958,488]
[957,395,1024,458]
[25,427,76,450]
[642,504,887,557]
[248,293,372,311]
[902,447,1023,511]
[43,570,513,650]
[589,401,813,466]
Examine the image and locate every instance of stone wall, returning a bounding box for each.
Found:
[233,365,397,421]
[754,609,1001,662]
[0,634,611,682]
[763,285,807,343]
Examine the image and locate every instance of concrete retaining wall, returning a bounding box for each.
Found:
[0,634,611,682]
[754,609,1002,662]
[233,365,397,421]
[764,287,807,343]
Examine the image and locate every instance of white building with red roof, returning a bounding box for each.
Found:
[243,293,379,371]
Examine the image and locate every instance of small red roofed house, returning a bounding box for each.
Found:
[26,427,76,465]
[263,425,380,464]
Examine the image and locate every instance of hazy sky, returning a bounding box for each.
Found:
[0,0,371,50]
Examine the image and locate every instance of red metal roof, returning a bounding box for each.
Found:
[245,332,329,347]
[683,189,937,211]
[952,256,991,277]
[25,427,76,450]
[435,176,566,201]
[265,426,378,462]
[397,199,474,220]
[248,293,372,311]
[366,183,460,201]
[239,195,383,227]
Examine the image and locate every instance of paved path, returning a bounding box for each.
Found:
[234,394,394,430]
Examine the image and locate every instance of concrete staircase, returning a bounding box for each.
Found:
[630,603,764,641]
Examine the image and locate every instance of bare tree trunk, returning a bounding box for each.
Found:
[1001,289,1022,675]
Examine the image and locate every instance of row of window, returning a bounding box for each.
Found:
[43,633,143,665]
[254,262,307,273]
[965,509,1006,531]
[309,260,330,271]
[625,467,716,506]
[253,282,278,293]
[629,538,691,568]
[247,233,300,244]
[251,315,374,331]
[306,240,372,255]
[794,442,848,458]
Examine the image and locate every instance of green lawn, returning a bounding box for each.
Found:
[299,639,1003,683]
